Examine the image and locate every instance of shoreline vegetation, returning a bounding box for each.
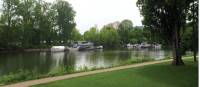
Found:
[0,55,192,86]
[0,56,170,86]
[0,48,50,52]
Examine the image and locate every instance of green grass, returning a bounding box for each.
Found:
[33,58,198,87]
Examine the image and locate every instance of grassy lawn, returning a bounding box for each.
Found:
[33,58,198,87]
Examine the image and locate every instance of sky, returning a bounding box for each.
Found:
[45,0,142,34]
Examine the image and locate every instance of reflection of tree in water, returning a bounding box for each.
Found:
[50,52,65,67]
[62,52,76,72]
[130,49,169,62]
[0,49,172,76]
[73,51,95,70]
[48,52,77,74]
[0,52,54,75]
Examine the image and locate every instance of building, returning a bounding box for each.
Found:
[106,21,120,29]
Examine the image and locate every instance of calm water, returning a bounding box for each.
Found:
[0,49,171,76]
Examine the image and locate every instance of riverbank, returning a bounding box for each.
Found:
[2,57,197,87]
[0,48,50,53]
[33,57,197,87]
[2,59,171,87]
[0,56,168,86]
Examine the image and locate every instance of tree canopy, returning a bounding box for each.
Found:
[0,0,76,49]
[137,0,198,65]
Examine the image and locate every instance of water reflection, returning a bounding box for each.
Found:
[0,49,171,76]
[51,52,65,67]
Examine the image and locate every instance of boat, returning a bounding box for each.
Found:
[126,43,133,48]
[140,42,151,48]
[69,41,104,51]
[50,46,68,52]
[96,46,103,49]
[78,42,95,51]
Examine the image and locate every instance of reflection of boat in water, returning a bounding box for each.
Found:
[154,44,162,49]
[50,46,68,52]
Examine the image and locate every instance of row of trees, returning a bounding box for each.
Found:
[0,0,78,49]
[137,0,198,65]
[83,19,152,48]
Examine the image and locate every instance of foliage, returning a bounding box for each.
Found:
[0,69,39,84]
[54,0,76,44]
[99,26,120,48]
[129,27,147,44]
[70,28,83,42]
[83,21,154,48]
[118,19,133,44]
[136,0,195,65]
[0,0,77,49]
[181,26,195,55]
[83,27,100,45]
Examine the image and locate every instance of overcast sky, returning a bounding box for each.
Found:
[46,0,142,34]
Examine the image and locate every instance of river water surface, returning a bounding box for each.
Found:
[0,48,171,76]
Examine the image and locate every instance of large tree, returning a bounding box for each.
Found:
[187,0,198,62]
[0,0,76,48]
[118,19,133,44]
[137,0,194,65]
[99,26,120,48]
[0,0,20,48]
[83,27,100,45]
[54,0,76,44]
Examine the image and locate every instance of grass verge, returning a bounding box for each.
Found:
[33,58,198,87]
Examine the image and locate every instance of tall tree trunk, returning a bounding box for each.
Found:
[192,0,197,62]
[172,24,184,65]
[192,26,197,62]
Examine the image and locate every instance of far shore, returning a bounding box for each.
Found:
[0,48,51,53]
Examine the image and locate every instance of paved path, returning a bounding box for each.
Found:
[2,59,172,87]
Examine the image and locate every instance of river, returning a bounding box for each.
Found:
[0,48,171,76]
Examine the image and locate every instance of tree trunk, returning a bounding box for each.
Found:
[192,1,197,62]
[192,25,197,62]
[193,49,197,62]
[172,24,184,65]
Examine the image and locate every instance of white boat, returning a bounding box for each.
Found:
[51,46,67,52]
[96,46,103,49]
[126,43,133,48]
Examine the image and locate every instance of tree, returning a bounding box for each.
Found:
[118,19,133,44]
[54,0,76,44]
[83,27,100,45]
[0,0,20,48]
[129,27,147,44]
[181,26,193,55]
[137,0,193,65]
[99,26,120,48]
[70,28,82,42]
[0,0,77,49]
[187,0,198,62]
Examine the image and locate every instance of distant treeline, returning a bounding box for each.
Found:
[83,19,196,53]
[83,20,156,48]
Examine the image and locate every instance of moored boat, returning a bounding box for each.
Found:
[50,46,68,52]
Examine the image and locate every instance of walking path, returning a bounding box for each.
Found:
[2,59,172,87]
